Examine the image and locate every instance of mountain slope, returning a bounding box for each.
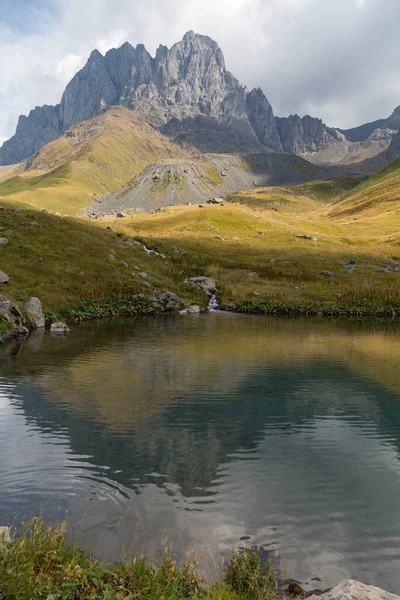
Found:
[327,156,400,220]
[89,152,333,216]
[0,107,186,215]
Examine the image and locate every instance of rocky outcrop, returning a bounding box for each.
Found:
[276,114,341,154]
[309,580,400,600]
[184,276,217,293]
[385,129,400,161]
[24,297,45,328]
[246,88,282,151]
[0,105,62,165]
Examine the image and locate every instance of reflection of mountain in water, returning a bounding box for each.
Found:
[11,357,400,498]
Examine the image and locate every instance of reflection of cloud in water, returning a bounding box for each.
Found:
[0,315,400,591]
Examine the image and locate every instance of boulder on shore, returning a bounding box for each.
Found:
[25,297,45,329]
[308,580,400,600]
[147,291,184,311]
[0,527,11,549]
[0,295,25,330]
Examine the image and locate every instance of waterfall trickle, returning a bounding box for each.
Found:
[208,293,219,311]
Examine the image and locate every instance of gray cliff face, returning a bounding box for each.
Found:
[386,129,400,161]
[276,114,340,154]
[0,105,62,165]
[246,88,283,152]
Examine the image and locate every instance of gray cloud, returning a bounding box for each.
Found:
[0,0,399,144]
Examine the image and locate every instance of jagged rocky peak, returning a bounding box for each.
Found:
[0,31,280,164]
[276,113,341,154]
[246,88,283,152]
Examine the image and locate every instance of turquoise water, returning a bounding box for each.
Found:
[0,313,400,591]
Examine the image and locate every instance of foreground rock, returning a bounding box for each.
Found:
[50,322,70,334]
[24,297,45,328]
[0,270,9,284]
[0,295,29,340]
[147,291,184,311]
[184,276,217,293]
[179,305,201,315]
[309,580,400,600]
[0,527,11,549]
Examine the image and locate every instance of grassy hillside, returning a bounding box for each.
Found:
[111,198,399,311]
[0,107,186,216]
[226,177,362,212]
[0,205,206,319]
[327,157,400,220]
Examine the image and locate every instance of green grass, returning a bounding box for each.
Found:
[0,206,205,323]
[0,518,279,600]
[0,107,186,216]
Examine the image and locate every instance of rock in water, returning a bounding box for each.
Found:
[50,322,70,334]
[25,297,45,328]
[147,291,184,311]
[180,305,201,315]
[308,580,400,600]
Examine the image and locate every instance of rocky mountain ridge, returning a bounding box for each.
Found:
[0,31,399,167]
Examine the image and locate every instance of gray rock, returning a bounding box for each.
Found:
[0,270,9,284]
[246,87,283,151]
[180,305,201,315]
[121,261,129,268]
[208,197,224,204]
[322,270,335,277]
[0,295,24,328]
[0,526,11,547]
[50,322,70,334]
[184,276,217,293]
[0,238,8,246]
[308,580,400,600]
[276,114,341,154]
[253,291,261,297]
[147,291,183,311]
[116,212,126,218]
[24,297,45,328]
[295,234,318,241]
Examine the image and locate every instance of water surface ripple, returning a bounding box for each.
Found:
[0,314,400,591]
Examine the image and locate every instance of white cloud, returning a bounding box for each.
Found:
[56,54,85,83]
[0,0,399,143]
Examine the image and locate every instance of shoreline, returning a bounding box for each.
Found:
[1,519,398,599]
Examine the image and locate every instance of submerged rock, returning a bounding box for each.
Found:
[180,305,201,315]
[308,580,400,600]
[50,322,70,334]
[24,297,45,329]
[147,291,184,311]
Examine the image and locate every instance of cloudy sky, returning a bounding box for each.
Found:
[0,0,400,144]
